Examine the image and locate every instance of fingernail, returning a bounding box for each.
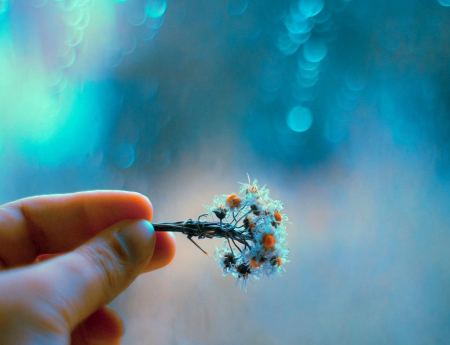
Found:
[116,220,155,263]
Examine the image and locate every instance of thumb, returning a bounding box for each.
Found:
[31,219,156,331]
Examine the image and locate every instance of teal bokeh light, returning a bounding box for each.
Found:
[0,0,9,14]
[228,0,248,16]
[146,0,167,18]
[285,14,313,35]
[11,82,105,167]
[438,0,450,6]
[299,0,324,17]
[287,106,313,132]
[302,38,327,62]
[114,142,136,169]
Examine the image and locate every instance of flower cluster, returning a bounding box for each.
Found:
[153,178,289,290]
[206,179,289,289]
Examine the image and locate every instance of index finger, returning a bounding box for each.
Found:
[0,191,153,267]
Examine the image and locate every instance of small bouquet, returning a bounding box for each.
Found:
[154,178,289,290]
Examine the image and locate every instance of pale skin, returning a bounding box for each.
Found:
[0,191,177,344]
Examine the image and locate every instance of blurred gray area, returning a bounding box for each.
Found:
[1,0,450,344]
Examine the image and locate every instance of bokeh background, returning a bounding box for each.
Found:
[1,0,450,343]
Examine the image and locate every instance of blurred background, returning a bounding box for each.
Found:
[1,0,450,343]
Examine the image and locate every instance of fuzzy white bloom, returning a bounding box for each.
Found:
[206,179,290,290]
[154,178,290,290]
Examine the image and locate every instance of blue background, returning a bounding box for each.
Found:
[1,0,450,344]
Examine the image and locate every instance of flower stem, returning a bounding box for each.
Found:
[152,220,253,246]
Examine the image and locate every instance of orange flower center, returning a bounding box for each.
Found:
[277,258,282,267]
[274,211,282,222]
[250,258,261,268]
[226,194,241,208]
[262,234,276,249]
[246,186,258,194]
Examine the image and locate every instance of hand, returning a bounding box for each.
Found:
[0,191,176,345]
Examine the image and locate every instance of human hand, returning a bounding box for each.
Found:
[0,191,176,345]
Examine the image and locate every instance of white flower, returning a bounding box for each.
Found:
[206,178,290,289]
[154,177,290,290]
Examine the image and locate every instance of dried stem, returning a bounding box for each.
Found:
[152,219,253,249]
